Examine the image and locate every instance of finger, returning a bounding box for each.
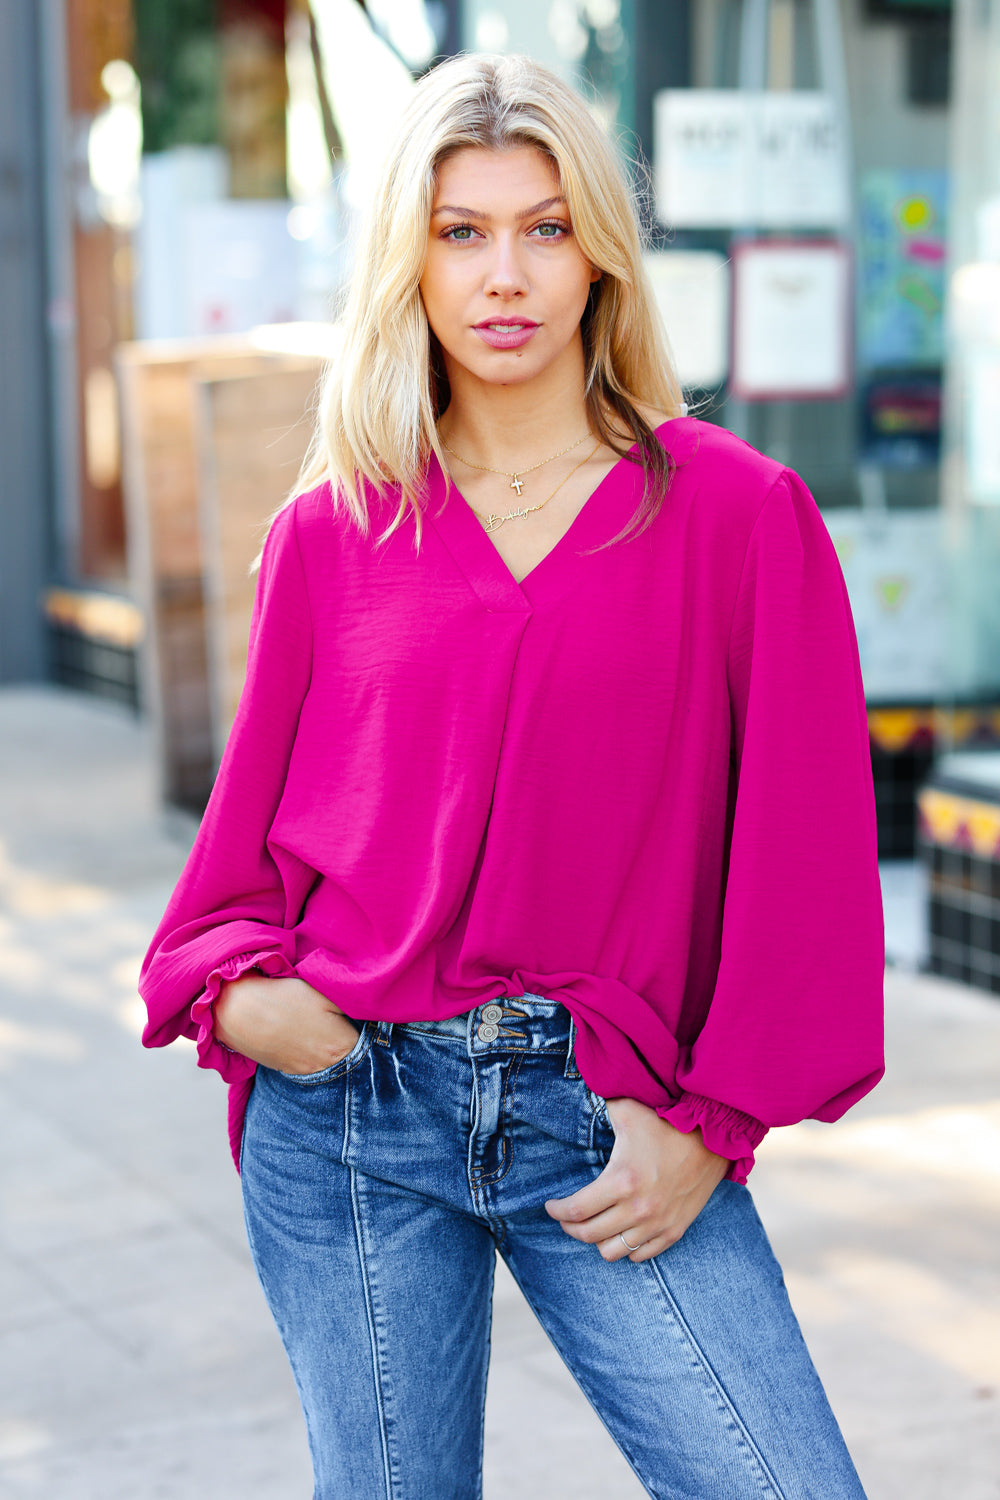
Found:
[627,1233,672,1263]
[595,1232,635,1262]
[596,1230,671,1264]
[544,1173,619,1224]
[552,1204,640,1245]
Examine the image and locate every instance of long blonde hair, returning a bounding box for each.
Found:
[284,51,685,552]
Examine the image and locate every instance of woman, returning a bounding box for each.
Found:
[140,51,884,1500]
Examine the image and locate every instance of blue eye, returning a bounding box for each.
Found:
[443,223,477,242]
[532,221,569,239]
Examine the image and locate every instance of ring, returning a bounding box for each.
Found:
[618,1230,642,1251]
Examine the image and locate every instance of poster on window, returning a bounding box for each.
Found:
[857,169,948,371]
[653,90,849,230]
[643,250,729,391]
[967,351,1000,504]
[824,510,948,701]
[730,239,852,400]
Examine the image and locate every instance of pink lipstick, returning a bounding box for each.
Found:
[473,317,539,350]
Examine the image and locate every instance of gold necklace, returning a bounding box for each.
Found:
[440,430,591,498]
[465,440,602,534]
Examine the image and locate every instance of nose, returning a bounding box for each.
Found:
[483,232,529,297]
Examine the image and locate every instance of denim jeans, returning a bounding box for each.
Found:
[240,995,867,1500]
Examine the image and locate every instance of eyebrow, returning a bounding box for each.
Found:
[430,195,567,221]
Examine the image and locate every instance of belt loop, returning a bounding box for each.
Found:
[375,1020,393,1048]
[564,1015,580,1079]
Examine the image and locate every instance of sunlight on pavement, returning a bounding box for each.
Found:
[764,1102,1000,1185]
[0,840,110,919]
[0,1420,51,1461]
[110,954,144,995]
[0,923,45,986]
[0,1018,86,1067]
[789,1249,1000,1385]
[115,995,148,1037]
[766,1100,1000,1386]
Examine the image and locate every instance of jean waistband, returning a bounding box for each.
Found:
[372,994,580,1074]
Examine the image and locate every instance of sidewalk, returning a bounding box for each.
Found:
[0,684,998,1499]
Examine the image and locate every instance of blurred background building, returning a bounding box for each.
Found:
[2,0,999,986]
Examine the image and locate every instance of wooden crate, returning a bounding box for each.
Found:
[195,364,321,760]
[118,336,325,810]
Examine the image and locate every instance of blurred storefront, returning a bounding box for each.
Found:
[915,0,1000,992]
[7,0,432,699]
[5,2,1000,909]
[473,0,1000,877]
[0,3,55,682]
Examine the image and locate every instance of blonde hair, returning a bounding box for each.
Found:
[282,51,685,554]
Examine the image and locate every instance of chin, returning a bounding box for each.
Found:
[475,347,564,382]
[485,366,547,389]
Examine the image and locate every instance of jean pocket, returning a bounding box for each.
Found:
[276,1022,371,1084]
[584,1086,616,1158]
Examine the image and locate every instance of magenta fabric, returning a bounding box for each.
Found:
[139,418,885,1177]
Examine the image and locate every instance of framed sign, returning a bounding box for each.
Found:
[653,91,751,229]
[951,263,1000,505]
[825,511,948,701]
[643,250,729,391]
[653,90,849,230]
[967,351,1000,504]
[730,239,852,401]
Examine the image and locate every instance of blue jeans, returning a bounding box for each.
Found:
[240,995,867,1500]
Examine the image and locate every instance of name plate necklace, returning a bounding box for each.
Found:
[441,431,597,533]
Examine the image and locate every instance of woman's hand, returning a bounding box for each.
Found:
[544,1097,730,1263]
[213,973,360,1075]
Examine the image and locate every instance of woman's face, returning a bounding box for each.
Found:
[419,144,601,397]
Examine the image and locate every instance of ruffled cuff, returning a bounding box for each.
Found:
[657,1091,769,1185]
[190,949,298,1083]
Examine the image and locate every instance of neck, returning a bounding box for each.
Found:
[438,346,593,470]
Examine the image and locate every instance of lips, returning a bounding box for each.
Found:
[473,319,539,351]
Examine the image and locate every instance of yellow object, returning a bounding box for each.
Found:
[866,705,1000,752]
[42,588,144,648]
[868,708,932,752]
[917,786,1000,859]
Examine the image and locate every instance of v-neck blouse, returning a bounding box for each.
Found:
[139,418,885,1178]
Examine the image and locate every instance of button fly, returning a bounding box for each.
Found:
[477,1021,499,1042]
[481,1004,503,1023]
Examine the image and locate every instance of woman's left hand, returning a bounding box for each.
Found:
[544,1097,730,1262]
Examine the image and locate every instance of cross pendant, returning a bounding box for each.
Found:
[509,474,524,496]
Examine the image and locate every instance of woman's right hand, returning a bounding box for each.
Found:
[213,973,361,1075]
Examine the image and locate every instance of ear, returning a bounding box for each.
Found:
[589,266,603,284]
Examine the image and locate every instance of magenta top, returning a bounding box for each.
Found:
[139,418,884,1177]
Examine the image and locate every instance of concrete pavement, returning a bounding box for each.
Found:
[0,684,998,1499]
